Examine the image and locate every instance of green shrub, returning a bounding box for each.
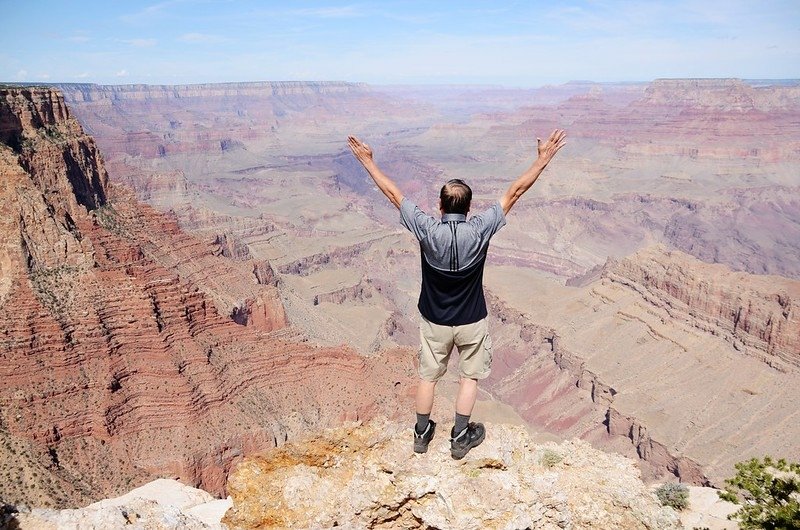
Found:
[719,456,800,530]
[539,449,562,468]
[655,482,690,511]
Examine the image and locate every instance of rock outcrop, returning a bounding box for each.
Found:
[9,478,231,530]
[642,78,800,111]
[604,245,800,371]
[0,87,414,508]
[222,419,681,530]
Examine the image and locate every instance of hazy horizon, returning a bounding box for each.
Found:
[3,77,800,91]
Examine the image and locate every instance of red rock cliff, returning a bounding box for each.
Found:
[0,88,413,508]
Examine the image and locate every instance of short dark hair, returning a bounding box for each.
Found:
[440,179,472,215]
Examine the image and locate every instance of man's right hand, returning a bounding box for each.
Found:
[536,129,567,168]
[500,129,567,215]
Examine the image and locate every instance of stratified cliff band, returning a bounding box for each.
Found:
[0,87,413,508]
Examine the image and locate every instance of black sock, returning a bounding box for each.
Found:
[415,413,430,434]
[454,413,470,435]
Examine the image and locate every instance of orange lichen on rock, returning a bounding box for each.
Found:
[222,420,681,530]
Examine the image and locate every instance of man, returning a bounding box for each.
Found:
[348,129,566,459]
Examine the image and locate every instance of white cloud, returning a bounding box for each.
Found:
[69,35,91,43]
[116,69,129,77]
[288,6,361,18]
[122,38,157,47]
[179,32,225,43]
[15,70,28,80]
[75,72,90,79]
[121,0,182,23]
[38,73,51,80]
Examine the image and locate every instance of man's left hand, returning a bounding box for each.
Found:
[348,136,374,166]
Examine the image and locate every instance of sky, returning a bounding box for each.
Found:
[1,0,798,86]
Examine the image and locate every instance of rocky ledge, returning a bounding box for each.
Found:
[222,420,681,530]
[8,479,230,530]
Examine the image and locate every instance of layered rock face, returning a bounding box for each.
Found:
[0,88,413,508]
[222,419,681,530]
[0,88,107,220]
[65,81,371,161]
[483,246,800,488]
[604,246,800,371]
[64,81,365,102]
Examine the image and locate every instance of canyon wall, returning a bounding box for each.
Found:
[604,246,800,371]
[0,87,413,508]
[62,81,367,102]
[481,291,711,487]
[484,246,800,488]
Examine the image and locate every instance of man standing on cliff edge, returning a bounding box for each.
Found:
[348,129,566,459]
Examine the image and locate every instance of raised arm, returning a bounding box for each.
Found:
[348,136,404,209]
[500,129,566,215]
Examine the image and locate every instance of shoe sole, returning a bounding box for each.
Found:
[450,429,485,460]
[413,444,429,454]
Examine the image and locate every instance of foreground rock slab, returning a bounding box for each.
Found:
[678,486,739,530]
[11,478,231,529]
[223,420,680,529]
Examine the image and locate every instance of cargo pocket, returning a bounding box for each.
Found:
[483,333,493,374]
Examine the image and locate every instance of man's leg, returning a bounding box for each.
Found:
[415,379,437,433]
[450,319,491,459]
[455,377,478,415]
[414,317,453,453]
[454,377,478,434]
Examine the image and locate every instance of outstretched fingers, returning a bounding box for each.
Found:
[536,129,566,162]
[549,129,567,154]
[347,135,372,161]
[550,128,566,144]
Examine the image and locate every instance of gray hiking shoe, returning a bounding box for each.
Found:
[450,422,485,460]
[414,420,436,453]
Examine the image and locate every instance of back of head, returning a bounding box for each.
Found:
[440,179,472,215]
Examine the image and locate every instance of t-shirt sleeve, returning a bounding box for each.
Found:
[468,201,507,241]
[400,197,436,242]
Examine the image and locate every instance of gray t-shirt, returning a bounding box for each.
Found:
[400,198,506,271]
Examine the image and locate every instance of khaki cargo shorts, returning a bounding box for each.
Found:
[417,316,493,382]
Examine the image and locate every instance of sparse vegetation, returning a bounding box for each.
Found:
[43,125,65,142]
[655,483,690,511]
[719,456,800,530]
[93,204,128,235]
[539,448,563,468]
[29,264,81,316]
